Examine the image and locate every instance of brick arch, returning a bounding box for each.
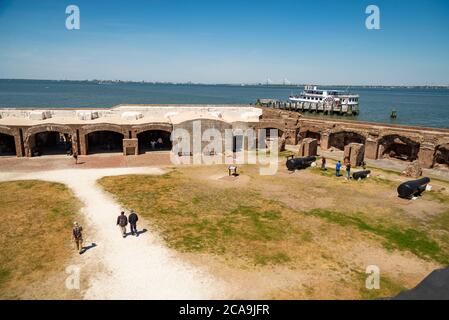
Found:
[132,123,173,135]
[81,124,126,136]
[378,134,421,161]
[0,125,15,136]
[25,124,75,139]
[257,121,285,134]
[378,133,421,146]
[134,123,173,154]
[0,126,18,157]
[24,124,76,157]
[80,124,126,155]
[329,128,368,139]
[433,142,449,168]
[328,130,367,151]
[297,126,322,146]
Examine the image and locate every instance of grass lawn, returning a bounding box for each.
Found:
[0,180,81,299]
[98,164,449,299]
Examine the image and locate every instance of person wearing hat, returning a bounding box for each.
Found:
[72,222,84,254]
[128,210,139,236]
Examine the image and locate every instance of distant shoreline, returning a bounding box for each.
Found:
[1,78,448,90]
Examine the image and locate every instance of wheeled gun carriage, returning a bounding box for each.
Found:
[397,177,430,199]
[286,155,316,171]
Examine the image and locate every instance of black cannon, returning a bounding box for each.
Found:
[353,170,371,180]
[397,177,430,199]
[286,156,316,171]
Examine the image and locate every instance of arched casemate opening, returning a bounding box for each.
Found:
[0,133,16,156]
[260,127,284,138]
[31,132,72,156]
[298,130,321,145]
[328,131,366,151]
[434,144,449,168]
[378,134,420,161]
[87,131,124,154]
[137,130,172,153]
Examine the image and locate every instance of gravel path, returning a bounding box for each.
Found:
[0,167,225,299]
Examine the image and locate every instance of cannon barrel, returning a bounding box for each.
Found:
[286,156,316,171]
[397,177,430,199]
[352,170,371,180]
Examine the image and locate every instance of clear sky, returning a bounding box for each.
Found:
[0,0,448,85]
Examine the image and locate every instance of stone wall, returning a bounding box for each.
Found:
[2,105,449,170]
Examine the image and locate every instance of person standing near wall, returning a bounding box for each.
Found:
[116,211,128,238]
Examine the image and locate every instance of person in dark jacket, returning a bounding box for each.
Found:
[128,210,139,236]
[116,211,128,238]
[320,157,327,171]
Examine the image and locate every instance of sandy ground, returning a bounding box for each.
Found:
[0,167,226,299]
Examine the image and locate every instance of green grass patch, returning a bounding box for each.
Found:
[428,190,449,204]
[254,252,291,266]
[0,180,81,298]
[430,210,449,232]
[369,175,397,186]
[311,166,338,178]
[278,150,295,158]
[0,268,11,287]
[306,209,448,265]
[354,270,407,300]
[98,172,294,263]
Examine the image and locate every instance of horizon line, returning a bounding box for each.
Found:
[1,78,449,88]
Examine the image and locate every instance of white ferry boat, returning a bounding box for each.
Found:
[289,85,359,115]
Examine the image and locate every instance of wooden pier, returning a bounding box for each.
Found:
[256,99,359,116]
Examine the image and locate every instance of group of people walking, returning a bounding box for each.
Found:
[116,210,139,238]
[71,209,140,254]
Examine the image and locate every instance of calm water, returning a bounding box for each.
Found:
[1,79,449,129]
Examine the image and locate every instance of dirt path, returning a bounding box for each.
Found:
[0,167,225,299]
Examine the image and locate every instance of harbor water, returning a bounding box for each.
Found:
[1,79,448,129]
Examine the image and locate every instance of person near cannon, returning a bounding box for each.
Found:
[321,157,327,171]
[346,163,351,179]
[335,161,342,177]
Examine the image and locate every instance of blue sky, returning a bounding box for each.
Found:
[0,0,448,85]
